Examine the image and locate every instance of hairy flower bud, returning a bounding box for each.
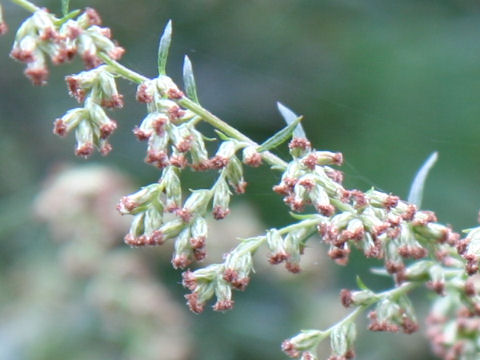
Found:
[330,322,356,359]
[212,177,231,220]
[224,156,246,193]
[117,184,161,215]
[266,229,288,264]
[242,145,262,167]
[282,330,324,358]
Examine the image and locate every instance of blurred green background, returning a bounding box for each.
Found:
[1,0,480,359]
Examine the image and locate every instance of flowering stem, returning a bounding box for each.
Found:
[99,55,288,170]
[178,97,288,169]
[9,0,288,170]
[9,0,39,13]
[321,281,419,341]
[376,281,419,300]
[99,54,147,84]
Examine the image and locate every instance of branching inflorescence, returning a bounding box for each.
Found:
[4,1,480,359]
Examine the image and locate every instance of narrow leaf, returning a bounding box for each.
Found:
[277,102,307,139]
[55,9,81,26]
[183,55,199,103]
[214,129,232,141]
[61,0,70,16]
[289,212,318,220]
[157,20,172,75]
[355,275,369,291]
[370,267,390,277]
[407,151,438,207]
[257,116,302,152]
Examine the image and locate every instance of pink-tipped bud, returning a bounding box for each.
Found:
[25,64,49,86]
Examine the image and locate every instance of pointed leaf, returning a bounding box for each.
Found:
[214,129,232,141]
[355,276,369,291]
[277,102,307,139]
[257,116,303,152]
[157,20,172,75]
[407,151,438,207]
[55,9,81,26]
[370,267,390,277]
[289,212,319,220]
[183,55,199,103]
[61,0,70,16]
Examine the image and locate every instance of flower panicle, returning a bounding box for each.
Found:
[53,66,122,157]
[10,6,124,85]
[273,138,461,282]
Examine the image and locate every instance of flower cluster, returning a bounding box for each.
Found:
[457,225,480,275]
[117,120,258,270]
[53,65,121,156]
[273,138,460,283]
[6,2,480,359]
[426,274,480,359]
[10,6,123,85]
[178,217,322,312]
[281,324,356,360]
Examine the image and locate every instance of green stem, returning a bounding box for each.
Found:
[377,281,419,300]
[325,305,365,335]
[9,0,39,12]
[99,54,148,84]
[99,56,288,170]
[179,97,288,170]
[12,0,287,170]
[321,281,419,340]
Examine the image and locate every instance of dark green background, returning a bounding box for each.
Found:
[1,0,480,359]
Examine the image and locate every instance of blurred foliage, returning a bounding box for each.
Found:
[2,0,480,359]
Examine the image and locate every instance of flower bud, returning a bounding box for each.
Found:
[161,167,182,210]
[84,25,124,62]
[397,223,427,259]
[242,145,262,167]
[427,264,445,295]
[172,227,193,269]
[181,190,212,221]
[288,138,311,158]
[53,108,86,136]
[156,75,183,99]
[212,177,231,219]
[266,229,288,264]
[224,248,254,290]
[213,279,234,311]
[340,288,376,307]
[211,141,237,169]
[365,190,399,210]
[189,128,210,171]
[225,156,247,193]
[283,226,313,272]
[117,183,161,215]
[124,212,146,246]
[66,66,123,108]
[190,216,208,249]
[310,184,335,216]
[75,120,94,157]
[24,54,49,85]
[185,285,213,314]
[136,80,157,103]
[385,238,405,275]
[138,207,164,246]
[282,330,324,358]
[330,322,356,359]
[145,132,170,168]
